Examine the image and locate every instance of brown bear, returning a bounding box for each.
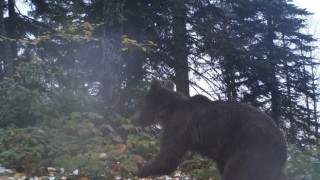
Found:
[131,79,287,180]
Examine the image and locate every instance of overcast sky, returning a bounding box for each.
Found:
[294,0,320,20]
[294,0,320,56]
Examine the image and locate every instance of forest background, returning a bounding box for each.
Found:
[0,0,320,179]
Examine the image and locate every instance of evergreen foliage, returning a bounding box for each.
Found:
[0,0,319,178]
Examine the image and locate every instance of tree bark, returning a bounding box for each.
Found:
[101,0,124,112]
[0,0,14,78]
[7,0,17,58]
[266,14,280,125]
[224,56,237,101]
[172,0,189,96]
[220,0,237,101]
[311,66,318,134]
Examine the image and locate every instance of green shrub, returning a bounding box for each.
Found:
[286,144,320,179]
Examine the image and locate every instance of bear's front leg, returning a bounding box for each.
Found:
[137,142,186,178]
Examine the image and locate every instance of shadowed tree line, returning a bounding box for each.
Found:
[0,0,319,169]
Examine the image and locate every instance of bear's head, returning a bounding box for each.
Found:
[131,79,187,127]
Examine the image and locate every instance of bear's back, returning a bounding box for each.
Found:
[168,97,286,163]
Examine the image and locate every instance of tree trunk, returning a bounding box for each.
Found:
[7,0,17,59]
[266,15,280,125]
[284,52,296,142]
[101,0,124,112]
[310,64,318,134]
[220,0,237,101]
[224,58,237,101]
[172,0,189,96]
[0,0,13,78]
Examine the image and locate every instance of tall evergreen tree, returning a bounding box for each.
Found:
[186,0,319,145]
[0,0,13,78]
[7,0,17,61]
[172,0,189,96]
[101,0,124,111]
[248,0,317,144]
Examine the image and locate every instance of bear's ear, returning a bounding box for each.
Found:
[163,80,175,91]
[150,79,162,91]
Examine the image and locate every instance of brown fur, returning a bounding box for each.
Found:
[131,79,287,180]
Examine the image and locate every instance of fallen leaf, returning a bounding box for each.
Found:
[132,155,145,168]
[110,144,126,156]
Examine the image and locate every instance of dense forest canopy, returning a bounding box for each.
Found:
[0,0,319,179]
